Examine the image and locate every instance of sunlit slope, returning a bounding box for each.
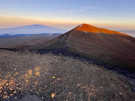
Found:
[75,24,130,36]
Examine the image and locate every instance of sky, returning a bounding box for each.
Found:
[0,0,135,31]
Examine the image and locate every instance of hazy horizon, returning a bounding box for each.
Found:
[0,0,135,36]
[0,23,134,37]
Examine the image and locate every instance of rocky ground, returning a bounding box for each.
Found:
[0,50,135,101]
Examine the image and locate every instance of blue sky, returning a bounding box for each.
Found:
[0,0,135,30]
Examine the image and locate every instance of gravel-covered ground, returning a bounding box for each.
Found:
[0,50,135,101]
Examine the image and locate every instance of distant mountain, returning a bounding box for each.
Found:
[0,24,65,35]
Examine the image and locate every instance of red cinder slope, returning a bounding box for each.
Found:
[75,24,128,36]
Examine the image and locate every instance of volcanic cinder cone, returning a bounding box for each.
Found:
[37,24,135,70]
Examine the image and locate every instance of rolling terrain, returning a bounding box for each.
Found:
[1,24,135,71]
[0,24,135,101]
[0,34,59,49]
